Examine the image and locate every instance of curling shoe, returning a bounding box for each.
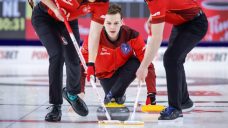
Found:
[45,104,62,122]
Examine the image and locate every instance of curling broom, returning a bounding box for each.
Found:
[54,1,121,124]
[139,25,165,113]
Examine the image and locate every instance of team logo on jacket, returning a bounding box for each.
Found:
[120,43,131,55]
[100,48,110,55]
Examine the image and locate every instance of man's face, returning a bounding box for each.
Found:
[104,13,123,40]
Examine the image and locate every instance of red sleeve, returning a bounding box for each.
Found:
[91,2,109,24]
[56,0,79,12]
[81,37,89,63]
[145,63,156,93]
[130,34,146,62]
[147,0,167,24]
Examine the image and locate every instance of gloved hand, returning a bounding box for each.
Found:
[86,62,95,82]
[146,93,156,105]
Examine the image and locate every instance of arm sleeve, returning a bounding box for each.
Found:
[81,37,89,63]
[131,35,146,62]
[145,63,156,93]
[91,2,109,24]
[56,0,79,11]
[147,0,167,24]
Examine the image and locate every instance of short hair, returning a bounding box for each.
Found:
[107,4,123,19]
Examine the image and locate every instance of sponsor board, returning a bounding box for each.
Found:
[0,46,227,67]
[201,0,228,41]
[0,46,48,65]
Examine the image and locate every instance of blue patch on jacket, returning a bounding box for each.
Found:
[120,43,131,55]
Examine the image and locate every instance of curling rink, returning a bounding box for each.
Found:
[0,46,228,128]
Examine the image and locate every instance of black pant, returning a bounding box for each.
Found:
[31,3,81,105]
[163,13,208,110]
[99,57,140,98]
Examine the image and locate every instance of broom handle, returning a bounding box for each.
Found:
[54,0,111,120]
[130,30,151,119]
[55,0,87,70]
[130,81,142,120]
[90,76,112,120]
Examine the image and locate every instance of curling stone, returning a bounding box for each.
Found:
[97,102,130,121]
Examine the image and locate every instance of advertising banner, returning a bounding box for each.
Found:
[1,46,227,67]
[201,0,228,41]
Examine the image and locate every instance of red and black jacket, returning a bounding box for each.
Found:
[44,0,109,24]
[145,0,201,25]
[81,25,156,93]
[82,25,146,78]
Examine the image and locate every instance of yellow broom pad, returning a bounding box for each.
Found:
[69,102,125,112]
[105,102,125,108]
[141,104,165,112]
